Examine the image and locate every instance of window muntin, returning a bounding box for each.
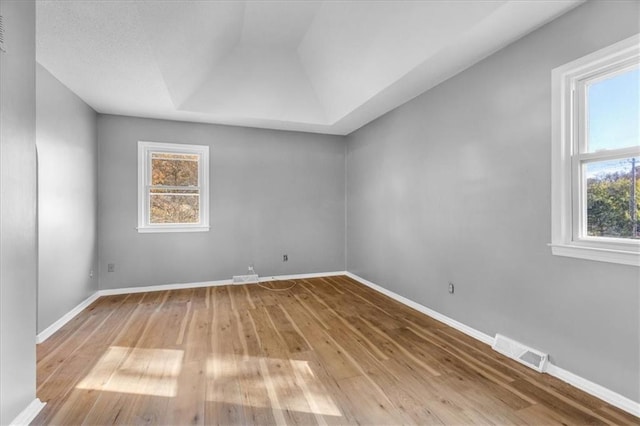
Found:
[149,152,200,224]
[138,142,209,233]
[574,64,639,242]
[551,34,639,266]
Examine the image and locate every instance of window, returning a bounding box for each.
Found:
[138,141,209,233]
[551,34,639,266]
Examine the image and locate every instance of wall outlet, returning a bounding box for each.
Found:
[283,254,288,262]
[107,263,115,273]
[89,270,94,278]
[448,282,455,294]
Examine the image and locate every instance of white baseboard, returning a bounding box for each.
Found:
[344,272,493,345]
[259,270,347,282]
[38,270,638,417]
[546,364,640,417]
[345,272,640,418]
[36,292,101,343]
[98,271,347,296]
[98,278,234,296]
[10,398,46,426]
[36,271,347,344]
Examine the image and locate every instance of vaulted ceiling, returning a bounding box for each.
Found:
[36,0,583,135]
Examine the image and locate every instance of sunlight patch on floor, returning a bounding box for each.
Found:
[206,355,342,417]
[76,346,184,397]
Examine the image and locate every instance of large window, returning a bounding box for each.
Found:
[551,34,639,266]
[138,141,209,233]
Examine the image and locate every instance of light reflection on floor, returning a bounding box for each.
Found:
[206,355,342,417]
[75,346,342,418]
[76,346,184,397]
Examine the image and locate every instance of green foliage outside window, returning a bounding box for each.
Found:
[587,163,639,239]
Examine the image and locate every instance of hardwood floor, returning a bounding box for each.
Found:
[34,275,638,425]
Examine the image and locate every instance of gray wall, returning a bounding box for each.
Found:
[36,64,98,333]
[98,115,345,289]
[0,0,37,423]
[346,0,640,402]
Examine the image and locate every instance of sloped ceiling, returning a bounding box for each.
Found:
[36,0,583,135]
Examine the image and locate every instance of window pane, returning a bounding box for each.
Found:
[151,152,199,186]
[587,67,639,152]
[150,194,200,224]
[586,157,639,239]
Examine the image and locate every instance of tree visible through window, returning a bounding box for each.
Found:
[138,142,209,233]
[551,34,639,265]
[150,153,200,224]
[585,67,639,239]
[586,158,638,239]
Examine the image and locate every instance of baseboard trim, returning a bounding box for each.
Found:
[258,270,347,282]
[10,398,46,426]
[36,292,101,344]
[98,278,234,296]
[344,272,494,345]
[38,270,638,417]
[546,364,640,417]
[36,271,347,344]
[98,271,348,296]
[345,272,640,418]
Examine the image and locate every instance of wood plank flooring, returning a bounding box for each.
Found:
[33,276,639,425]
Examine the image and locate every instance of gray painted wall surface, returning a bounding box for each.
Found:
[36,64,98,333]
[0,0,37,423]
[346,1,640,401]
[98,115,345,289]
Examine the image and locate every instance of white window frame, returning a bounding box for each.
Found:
[137,141,210,233]
[550,34,640,266]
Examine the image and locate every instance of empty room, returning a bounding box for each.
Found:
[1,0,639,424]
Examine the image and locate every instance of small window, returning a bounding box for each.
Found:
[551,34,639,266]
[138,141,209,233]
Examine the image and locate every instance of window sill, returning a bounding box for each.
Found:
[549,243,640,267]
[137,226,210,234]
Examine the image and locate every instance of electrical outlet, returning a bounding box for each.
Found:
[107,263,115,273]
[89,270,94,278]
[283,254,288,262]
[448,282,454,294]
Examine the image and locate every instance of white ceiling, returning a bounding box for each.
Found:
[36,0,583,135]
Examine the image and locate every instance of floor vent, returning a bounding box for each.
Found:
[232,274,259,284]
[492,334,548,373]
